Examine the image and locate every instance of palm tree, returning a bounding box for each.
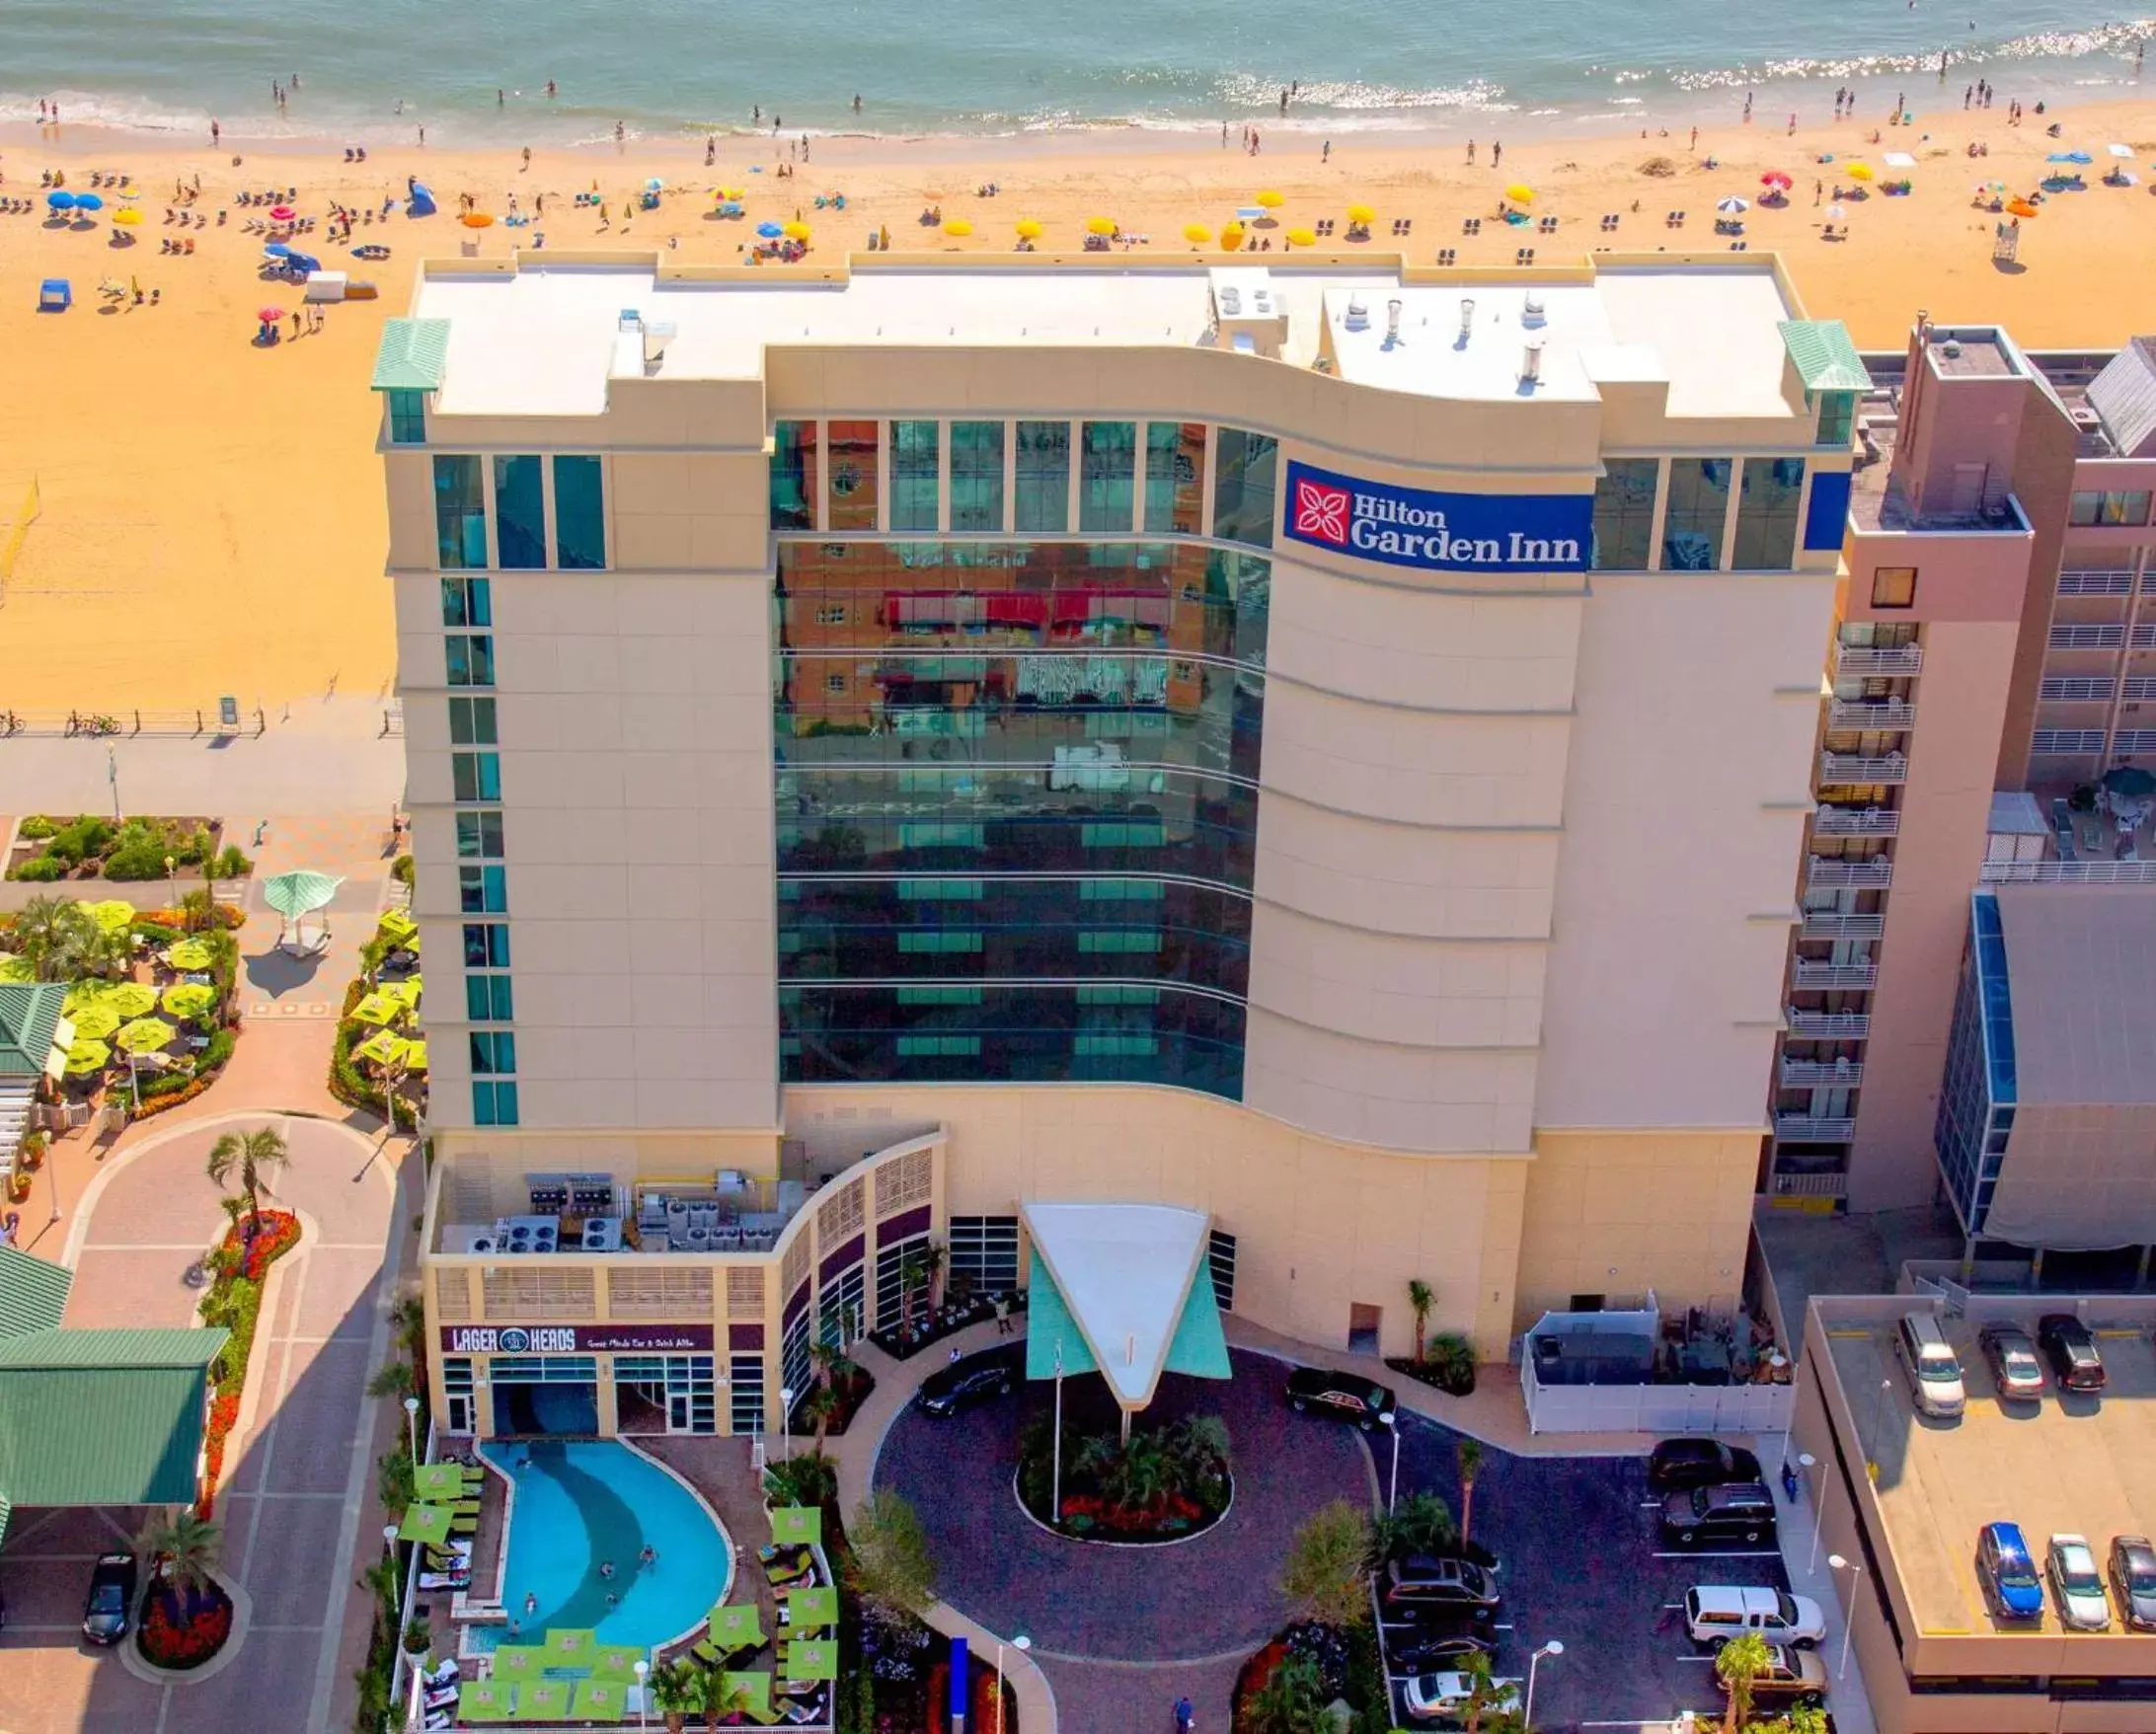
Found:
[357,934,391,991]
[204,1125,289,1241]
[1372,1489,1457,1564]
[1247,1651,1328,1734]
[367,1361,416,1401]
[920,1239,946,1309]
[139,1508,221,1619]
[1457,1437,1485,1546]
[898,1248,928,1328]
[648,1658,706,1734]
[1408,1278,1434,1364]
[801,1382,841,1449]
[12,896,77,982]
[180,886,218,934]
[1460,1650,1521,1734]
[1717,1631,1775,1734]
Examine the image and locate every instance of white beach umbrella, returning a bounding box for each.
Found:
[1717,195,1750,214]
[1824,203,1848,221]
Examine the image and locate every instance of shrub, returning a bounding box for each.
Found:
[137,1586,233,1670]
[10,856,64,882]
[392,854,415,886]
[212,845,252,879]
[45,815,113,867]
[17,815,56,840]
[1426,1333,1477,1395]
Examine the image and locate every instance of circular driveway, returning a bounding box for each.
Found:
[874,1345,1369,1662]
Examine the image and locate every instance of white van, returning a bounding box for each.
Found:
[1685,1586,1825,1649]
[1893,1311,1966,1420]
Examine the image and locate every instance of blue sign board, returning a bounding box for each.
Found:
[1282,459,1592,574]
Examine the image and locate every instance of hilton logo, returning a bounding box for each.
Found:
[1284,460,1592,575]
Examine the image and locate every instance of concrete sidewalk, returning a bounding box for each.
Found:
[1763,1429,1882,1734]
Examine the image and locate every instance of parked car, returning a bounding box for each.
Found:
[2048,1534,2113,1630]
[1383,1555,1502,1620]
[1389,1628,1500,1672]
[80,1552,137,1646]
[2110,1536,2156,1631]
[1402,1670,1521,1723]
[1977,1324,2047,1402]
[1745,1645,1829,1704]
[1285,1367,1396,1432]
[1892,1312,1966,1420]
[916,1357,1013,1418]
[1647,1438,1764,1492]
[1976,1521,2045,1621]
[1685,1586,1825,1649]
[1660,1481,1778,1547]
[2037,1315,2107,1393]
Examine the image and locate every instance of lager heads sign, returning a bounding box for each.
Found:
[1284,459,1591,574]
[438,1323,715,1355]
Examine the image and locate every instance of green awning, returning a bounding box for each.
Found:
[0,1325,227,1509]
[0,984,67,1080]
[263,870,345,920]
[371,318,451,392]
[0,1246,74,1341]
[1779,319,1873,393]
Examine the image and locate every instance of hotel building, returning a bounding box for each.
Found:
[376,252,1861,1439]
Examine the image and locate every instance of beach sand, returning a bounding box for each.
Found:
[2,93,2151,712]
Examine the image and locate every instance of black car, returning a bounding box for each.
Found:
[917,1357,1014,1417]
[1285,1366,1396,1432]
[1660,1481,1778,1547]
[1382,1554,1502,1619]
[1647,1438,1764,1492]
[2038,1315,2107,1393]
[1390,1627,1500,1671]
[2112,1536,2156,1631]
[81,1552,138,1646]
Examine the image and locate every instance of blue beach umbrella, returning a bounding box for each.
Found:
[264,242,292,259]
[756,221,784,238]
[285,251,321,272]
[74,192,103,211]
[645,177,663,192]
[45,189,74,210]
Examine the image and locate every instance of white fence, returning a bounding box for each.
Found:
[1521,1358,1796,1436]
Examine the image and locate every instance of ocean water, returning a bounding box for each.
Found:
[0,0,2149,147]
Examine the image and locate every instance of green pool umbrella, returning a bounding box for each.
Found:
[521,1680,571,1721]
[353,1028,413,1068]
[383,976,423,1010]
[770,1505,821,1546]
[783,1638,837,1682]
[85,899,135,934]
[379,908,419,945]
[710,1603,766,1648]
[459,1679,513,1721]
[720,1673,773,1715]
[0,953,33,983]
[545,1626,599,1661]
[64,1038,113,1076]
[570,1679,627,1722]
[405,1039,429,1073]
[413,1462,475,1500]
[101,982,158,1018]
[787,1585,838,1631]
[589,1644,645,1685]
[166,938,214,971]
[63,980,109,1014]
[398,1503,454,1545]
[350,991,406,1027]
[161,982,217,1020]
[66,1002,121,1041]
[491,1645,544,1684]
[114,1016,177,1054]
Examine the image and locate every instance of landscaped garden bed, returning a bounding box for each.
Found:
[7,814,250,883]
[326,913,427,1132]
[1231,1621,1385,1734]
[1015,1413,1231,1541]
[195,1160,304,1518]
[137,1570,235,1670]
[1384,1329,1478,1396]
[870,1289,1025,1361]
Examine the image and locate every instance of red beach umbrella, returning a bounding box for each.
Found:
[1761,170,1793,188]
[259,306,287,322]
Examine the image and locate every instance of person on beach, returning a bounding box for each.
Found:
[211,119,221,145]
[705,135,716,165]
[418,124,425,146]
[853,93,863,112]
[1322,139,1330,161]
[1492,139,1502,168]
[1466,138,1476,163]
[614,120,624,144]
[498,89,504,106]
[522,145,531,170]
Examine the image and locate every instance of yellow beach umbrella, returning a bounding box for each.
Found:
[1505,184,1535,204]
[461,211,494,228]
[1345,202,1376,225]
[1014,218,1043,241]
[1219,220,1244,251]
[942,217,973,237]
[783,220,811,241]
[1086,215,1116,236]
[1847,161,1875,182]
[1255,189,1284,209]
[1285,227,1318,249]
[1184,223,1211,244]
[114,207,142,226]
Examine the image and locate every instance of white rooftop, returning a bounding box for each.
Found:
[1020,1199,1211,1409]
[410,258,1802,421]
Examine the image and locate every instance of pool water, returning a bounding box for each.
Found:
[481,1440,731,1653]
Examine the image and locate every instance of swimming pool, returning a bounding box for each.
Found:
[481,1440,731,1654]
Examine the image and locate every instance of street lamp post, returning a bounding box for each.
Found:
[1827,1554,1862,1682]
[382,1522,399,1558]
[1051,1341,1064,1525]
[994,1632,1030,1734]
[403,1394,421,1465]
[634,1656,650,1731]
[164,855,177,912]
[779,1387,795,1463]
[1797,1451,1826,1572]
[46,1134,61,1226]
[1523,1639,1565,1732]
[1380,1411,1400,1514]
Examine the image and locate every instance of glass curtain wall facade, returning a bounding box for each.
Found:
[773,526,1270,1098]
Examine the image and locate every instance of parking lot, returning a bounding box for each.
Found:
[1383,1412,1800,1730]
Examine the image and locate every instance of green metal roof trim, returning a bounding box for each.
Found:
[1779,319,1873,393]
[1023,1250,1229,1384]
[0,1246,74,1341]
[0,1336,226,1508]
[0,982,66,1079]
[371,318,451,392]
[0,1326,226,1369]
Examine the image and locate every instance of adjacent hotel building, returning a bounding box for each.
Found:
[376,251,1862,1439]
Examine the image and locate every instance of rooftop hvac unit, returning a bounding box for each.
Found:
[1522,292,1547,328]
[1218,285,1242,315]
[1383,300,1404,347]
[1458,297,1476,342]
[1344,297,1369,332]
[1521,337,1546,385]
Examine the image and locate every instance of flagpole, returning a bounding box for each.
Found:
[1051,1339,1064,1528]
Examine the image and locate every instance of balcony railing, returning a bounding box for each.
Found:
[1832,642,1923,677]
[1771,1169,1851,1197]
[1812,807,1899,837]
[1781,1058,1865,1088]
[1820,752,1909,784]
[2049,624,2125,649]
[1775,1114,1857,1142]
[1807,857,1893,888]
[1802,912,1886,940]
[2057,569,2135,595]
[1792,959,1879,989]
[1828,699,1916,731]
[1979,859,2156,883]
[1786,1009,1870,1038]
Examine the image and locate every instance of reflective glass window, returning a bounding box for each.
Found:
[1080,422,1137,533]
[889,420,940,532]
[1591,459,1657,571]
[771,421,817,531]
[1145,422,1207,534]
[1732,458,1806,570]
[828,420,880,531]
[1212,428,1277,548]
[494,455,547,569]
[1662,458,1732,569]
[1015,421,1071,534]
[950,421,1005,532]
[433,455,487,568]
[552,456,605,568]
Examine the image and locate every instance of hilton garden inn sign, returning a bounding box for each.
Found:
[1283,460,1592,574]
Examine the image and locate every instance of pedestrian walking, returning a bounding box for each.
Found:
[1175,1696,1195,1732]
